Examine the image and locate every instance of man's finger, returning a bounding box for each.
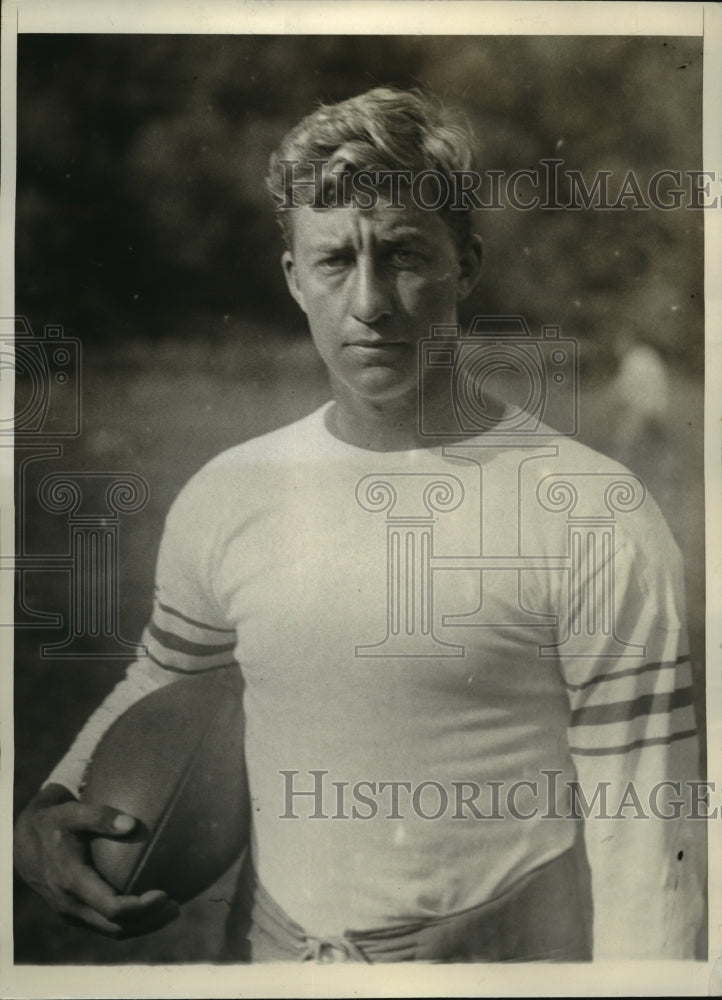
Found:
[60,900,124,937]
[54,801,136,837]
[65,863,171,921]
[62,893,180,939]
[107,900,181,940]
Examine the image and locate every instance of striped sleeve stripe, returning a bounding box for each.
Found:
[148,620,236,657]
[567,702,696,753]
[142,620,237,673]
[153,603,234,648]
[144,638,235,672]
[569,728,698,757]
[570,685,694,728]
[155,599,235,634]
[147,650,238,675]
[566,665,682,710]
[564,654,690,693]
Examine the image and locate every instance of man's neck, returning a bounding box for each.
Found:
[325,379,507,452]
[325,395,428,452]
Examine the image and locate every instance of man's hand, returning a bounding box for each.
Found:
[14,783,180,938]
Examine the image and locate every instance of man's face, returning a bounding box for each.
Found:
[282,191,481,407]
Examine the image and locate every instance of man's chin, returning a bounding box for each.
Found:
[337,368,419,408]
[358,375,419,403]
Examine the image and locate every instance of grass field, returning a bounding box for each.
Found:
[12,327,706,963]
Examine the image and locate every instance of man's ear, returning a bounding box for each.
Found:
[455,234,483,301]
[282,250,307,314]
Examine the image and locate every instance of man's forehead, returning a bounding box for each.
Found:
[289,201,445,246]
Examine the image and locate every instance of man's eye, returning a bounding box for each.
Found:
[317,255,352,272]
[389,249,426,268]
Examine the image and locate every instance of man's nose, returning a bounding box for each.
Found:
[350,258,393,325]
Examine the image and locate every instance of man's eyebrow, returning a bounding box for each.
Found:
[306,228,436,254]
[376,228,435,246]
[308,240,355,254]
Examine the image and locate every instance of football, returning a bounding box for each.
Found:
[80,667,249,904]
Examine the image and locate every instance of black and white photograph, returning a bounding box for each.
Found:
[2,2,720,996]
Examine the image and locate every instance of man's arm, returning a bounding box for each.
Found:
[558,516,705,959]
[14,475,238,936]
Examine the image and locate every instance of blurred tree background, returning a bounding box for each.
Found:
[14,33,705,964]
[17,34,703,362]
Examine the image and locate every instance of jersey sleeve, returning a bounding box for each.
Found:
[556,509,705,959]
[44,475,238,798]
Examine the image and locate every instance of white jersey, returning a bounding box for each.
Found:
[48,401,704,957]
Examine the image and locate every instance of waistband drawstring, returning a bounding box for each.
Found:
[301,935,371,963]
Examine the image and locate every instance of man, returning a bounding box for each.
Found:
[14,87,704,962]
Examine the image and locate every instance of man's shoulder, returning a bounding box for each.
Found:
[480,420,638,480]
[196,403,328,475]
[534,425,630,476]
[515,426,679,558]
[168,403,330,517]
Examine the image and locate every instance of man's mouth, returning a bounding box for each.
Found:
[345,340,410,351]
[345,341,411,365]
